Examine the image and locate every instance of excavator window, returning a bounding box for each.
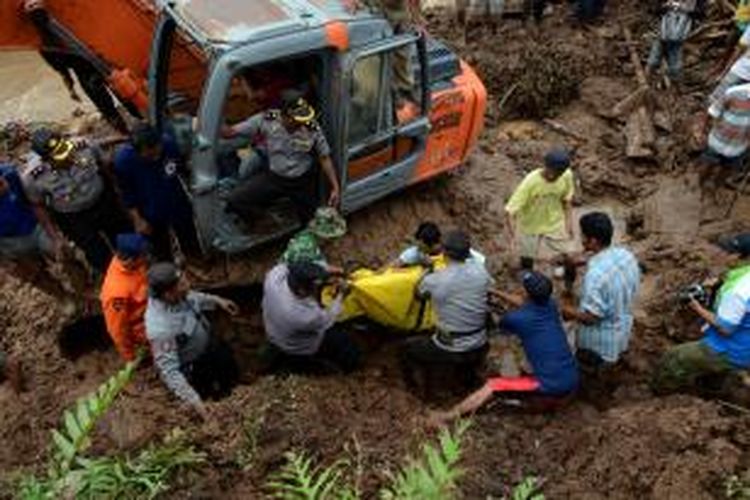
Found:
[346,40,424,184]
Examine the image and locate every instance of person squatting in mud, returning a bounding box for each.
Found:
[652,258,750,394]
[561,212,640,388]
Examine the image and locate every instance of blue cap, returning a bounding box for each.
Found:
[116,233,148,259]
[521,271,553,304]
[544,148,571,172]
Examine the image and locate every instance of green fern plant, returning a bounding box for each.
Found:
[508,476,544,500]
[267,451,358,500]
[727,473,750,499]
[51,355,140,477]
[16,356,141,499]
[380,420,470,500]
[67,429,205,499]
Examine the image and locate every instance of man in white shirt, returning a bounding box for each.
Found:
[393,222,486,268]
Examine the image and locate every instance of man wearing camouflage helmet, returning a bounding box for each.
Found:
[281,207,347,275]
[225,91,341,229]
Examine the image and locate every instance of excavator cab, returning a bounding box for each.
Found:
[1,0,485,257]
[148,2,432,254]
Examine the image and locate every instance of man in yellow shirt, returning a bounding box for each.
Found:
[505,148,575,273]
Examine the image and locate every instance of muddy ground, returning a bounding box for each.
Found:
[3,0,750,498]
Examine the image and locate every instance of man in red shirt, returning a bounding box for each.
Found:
[100,234,150,361]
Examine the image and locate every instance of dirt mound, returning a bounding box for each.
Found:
[463,396,744,499]
[427,6,622,122]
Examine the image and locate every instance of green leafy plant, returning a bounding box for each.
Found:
[65,429,204,499]
[507,476,544,500]
[51,356,140,478]
[236,404,269,470]
[267,451,357,500]
[267,421,471,500]
[380,420,470,500]
[727,473,750,499]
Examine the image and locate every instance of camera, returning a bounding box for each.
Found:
[677,283,709,306]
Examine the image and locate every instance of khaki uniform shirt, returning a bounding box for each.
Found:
[231,111,331,179]
[20,147,104,214]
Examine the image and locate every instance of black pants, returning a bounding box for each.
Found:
[227,170,318,224]
[262,325,361,375]
[54,193,132,274]
[401,337,488,398]
[185,338,239,401]
[40,51,130,133]
[574,0,607,21]
[530,0,547,22]
[148,217,201,262]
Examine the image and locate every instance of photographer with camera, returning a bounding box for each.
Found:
[653,265,750,394]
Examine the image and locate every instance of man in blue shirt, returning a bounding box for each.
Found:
[430,271,578,425]
[653,265,750,393]
[115,123,199,261]
[0,163,71,299]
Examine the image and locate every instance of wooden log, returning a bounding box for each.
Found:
[541,118,587,141]
[625,107,656,158]
[612,86,648,117]
[621,24,655,158]
[622,25,648,87]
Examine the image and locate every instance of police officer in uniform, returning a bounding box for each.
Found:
[225,91,341,226]
[20,128,131,275]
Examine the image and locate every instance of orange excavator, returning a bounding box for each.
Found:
[1,0,487,254]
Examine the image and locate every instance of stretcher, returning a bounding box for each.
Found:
[323,257,447,332]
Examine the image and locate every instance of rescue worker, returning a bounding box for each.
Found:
[145,262,239,419]
[430,272,579,425]
[100,233,150,362]
[261,260,359,374]
[393,221,486,268]
[0,163,70,300]
[114,122,199,261]
[401,230,493,398]
[23,0,131,133]
[281,207,347,275]
[225,91,341,228]
[20,128,131,275]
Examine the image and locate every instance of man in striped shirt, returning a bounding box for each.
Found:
[564,212,640,368]
[703,82,750,169]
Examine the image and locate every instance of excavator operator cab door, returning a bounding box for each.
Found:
[340,33,430,212]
